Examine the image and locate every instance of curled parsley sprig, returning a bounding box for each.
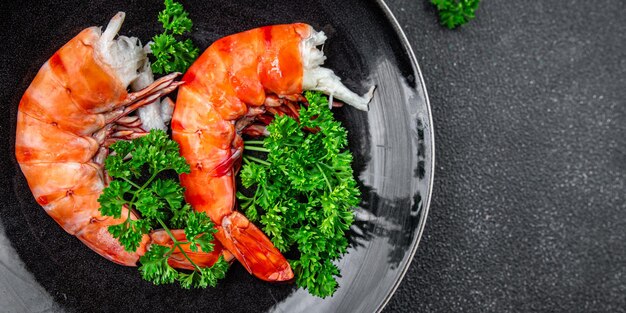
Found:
[431,0,480,29]
[238,91,361,298]
[150,0,199,74]
[98,130,228,288]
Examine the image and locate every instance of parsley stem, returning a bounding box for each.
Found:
[252,185,260,204]
[244,155,271,166]
[156,218,202,272]
[121,177,141,189]
[123,170,160,226]
[141,172,160,191]
[318,162,341,181]
[129,171,161,206]
[244,146,270,153]
[244,140,265,145]
[175,245,202,272]
[315,163,333,193]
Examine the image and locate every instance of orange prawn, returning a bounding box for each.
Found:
[15,13,231,270]
[173,23,373,281]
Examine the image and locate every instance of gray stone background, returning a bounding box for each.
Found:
[383,1,626,312]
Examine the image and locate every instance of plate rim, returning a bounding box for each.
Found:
[373,1,435,312]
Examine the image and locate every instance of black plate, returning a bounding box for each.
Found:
[0,0,433,312]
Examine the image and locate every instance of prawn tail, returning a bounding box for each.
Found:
[75,206,149,267]
[149,229,235,270]
[215,211,294,282]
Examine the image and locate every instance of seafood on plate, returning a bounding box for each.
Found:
[172,23,374,281]
[14,12,232,268]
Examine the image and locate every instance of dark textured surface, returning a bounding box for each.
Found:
[385,0,626,312]
[2,0,625,312]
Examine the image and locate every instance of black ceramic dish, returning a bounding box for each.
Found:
[0,0,433,312]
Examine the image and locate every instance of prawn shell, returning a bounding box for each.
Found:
[15,111,98,164]
[75,205,149,266]
[172,24,319,282]
[150,229,233,270]
[18,161,147,266]
[15,15,186,268]
[257,24,309,95]
[19,28,127,136]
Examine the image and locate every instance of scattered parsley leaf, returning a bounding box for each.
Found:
[431,0,480,29]
[245,204,258,222]
[151,35,199,74]
[177,269,203,289]
[291,257,339,298]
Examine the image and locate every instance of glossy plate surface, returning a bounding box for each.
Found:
[0,0,433,312]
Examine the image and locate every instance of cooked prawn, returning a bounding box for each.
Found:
[15,12,230,268]
[172,23,373,282]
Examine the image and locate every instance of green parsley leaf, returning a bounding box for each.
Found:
[98,180,132,218]
[108,219,151,253]
[177,255,229,289]
[98,129,228,288]
[139,245,178,285]
[170,203,192,229]
[245,204,258,222]
[130,129,190,175]
[103,154,131,179]
[431,0,480,29]
[151,178,185,210]
[291,257,339,298]
[238,91,361,298]
[184,212,217,253]
[199,256,230,287]
[134,188,164,220]
[240,162,267,188]
[150,0,199,74]
[151,35,199,74]
[109,140,133,156]
[177,270,203,289]
[158,0,193,35]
